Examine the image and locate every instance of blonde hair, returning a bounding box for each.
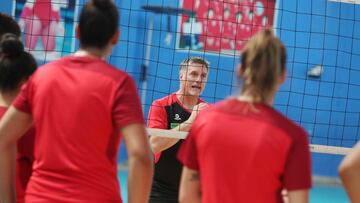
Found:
[240,29,286,103]
[180,57,210,72]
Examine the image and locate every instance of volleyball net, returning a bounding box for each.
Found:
[11,0,360,156]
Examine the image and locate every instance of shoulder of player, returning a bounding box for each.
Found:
[151,94,175,107]
[31,57,134,88]
[29,58,62,78]
[94,61,131,81]
[266,107,307,139]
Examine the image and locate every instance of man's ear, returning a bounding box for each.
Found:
[237,64,244,79]
[75,25,80,40]
[279,69,287,85]
[179,69,184,80]
[111,30,120,45]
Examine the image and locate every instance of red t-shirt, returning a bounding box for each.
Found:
[13,56,144,202]
[147,93,206,200]
[0,107,35,203]
[147,93,205,162]
[178,98,312,203]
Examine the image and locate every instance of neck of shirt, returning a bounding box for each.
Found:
[74,49,106,60]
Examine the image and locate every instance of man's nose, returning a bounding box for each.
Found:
[195,75,202,82]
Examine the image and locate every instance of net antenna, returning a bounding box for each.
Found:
[140,5,194,109]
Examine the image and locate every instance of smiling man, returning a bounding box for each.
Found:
[147,57,209,203]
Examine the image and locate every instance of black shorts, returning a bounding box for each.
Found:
[149,180,178,203]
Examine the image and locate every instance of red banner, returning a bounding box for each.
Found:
[178,0,276,53]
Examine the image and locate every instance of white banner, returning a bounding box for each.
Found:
[328,0,360,4]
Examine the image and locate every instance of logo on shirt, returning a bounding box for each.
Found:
[171,123,180,129]
[174,114,181,121]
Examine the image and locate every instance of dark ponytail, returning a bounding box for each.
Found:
[0,33,37,92]
[0,13,21,38]
[0,33,24,56]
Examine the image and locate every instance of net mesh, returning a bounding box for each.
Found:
[11,0,360,155]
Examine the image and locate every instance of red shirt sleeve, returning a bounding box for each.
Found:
[147,99,168,162]
[283,129,312,190]
[112,76,144,130]
[147,100,167,129]
[177,121,200,170]
[13,80,32,114]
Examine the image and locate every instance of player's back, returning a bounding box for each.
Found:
[193,98,311,203]
[23,56,130,202]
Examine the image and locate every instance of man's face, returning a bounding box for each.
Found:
[180,62,208,97]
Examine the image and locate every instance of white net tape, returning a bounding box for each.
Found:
[146,128,353,155]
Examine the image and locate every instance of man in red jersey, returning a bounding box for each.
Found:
[0,13,37,203]
[148,57,209,203]
[0,1,153,203]
[178,29,311,203]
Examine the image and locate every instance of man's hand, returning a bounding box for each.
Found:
[187,103,209,123]
[149,103,209,154]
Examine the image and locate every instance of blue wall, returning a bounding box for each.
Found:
[276,0,360,147]
[2,0,359,177]
[113,0,238,116]
[123,0,360,177]
[275,0,360,176]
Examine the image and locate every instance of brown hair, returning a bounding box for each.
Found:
[0,33,37,92]
[0,13,20,39]
[78,0,119,49]
[240,29,286,103]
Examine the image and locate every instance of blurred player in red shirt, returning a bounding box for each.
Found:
[0,13,37,203]
[0,1,153,202]
[178,29,312,203]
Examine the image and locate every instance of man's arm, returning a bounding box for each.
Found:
[149,121,192,154]
[150,103,208,154]
[121,123,153,203]
[0,106,32,203]
[179,167,201,203]
[339,142,360,203]
[287,190,309,203]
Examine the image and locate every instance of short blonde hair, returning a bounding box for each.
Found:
[180,57,210,72]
